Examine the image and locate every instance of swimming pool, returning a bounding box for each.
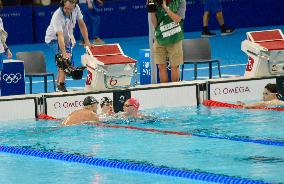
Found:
[0,106,283,183]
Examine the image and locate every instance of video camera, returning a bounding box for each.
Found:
[55,53,86,80]
[147,0,163,13]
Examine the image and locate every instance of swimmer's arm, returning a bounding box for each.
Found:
[242,100,284,109]
[236,101,246,106]
[159,117,176,122]
[139,114,176,122]
[242,101,266,109]
[82,113,100,125]
[61,117,70,126]
[80,112,100,124]
[90,112,100,122]
[264,99,284,107]
[139,115,155,120]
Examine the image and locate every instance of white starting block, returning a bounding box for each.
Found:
[81,44,137,91]
[241,29,284,77]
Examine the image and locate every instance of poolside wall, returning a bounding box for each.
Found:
[205,77,277,102]
[0,96,38,121]
[2,0,284,44]
[0,76,279,120]
[43,82,198,119]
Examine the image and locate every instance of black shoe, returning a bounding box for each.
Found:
[93,38,105,45]
[57,83,68,92]
[201,30,216,37]
[221,28,235,36]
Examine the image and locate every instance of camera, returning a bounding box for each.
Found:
[55,53,86,80]
[155,0,163,6]
[147,0,163,13]
[147,0,156,12]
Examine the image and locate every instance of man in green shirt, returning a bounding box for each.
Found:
[150,0,186,83]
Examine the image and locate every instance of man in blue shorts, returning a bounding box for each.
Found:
[79,0,105,45]
[201,0,234,37]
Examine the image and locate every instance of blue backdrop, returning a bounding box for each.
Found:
[1,0,284,44]
[33,5,57,43]
[0,6,33,44]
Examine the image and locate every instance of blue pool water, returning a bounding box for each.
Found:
[0,106,284,183]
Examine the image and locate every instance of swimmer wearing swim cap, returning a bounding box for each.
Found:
[121,98,144,118]
[241,83,284,109]
[62,96,99,126]
[100,97,114,115]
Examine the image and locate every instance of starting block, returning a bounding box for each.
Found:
[81,44,137,91]
[241,29,284,77]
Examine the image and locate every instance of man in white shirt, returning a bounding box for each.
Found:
[45,0,91,92]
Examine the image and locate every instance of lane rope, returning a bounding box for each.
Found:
[0,145,270,184]
[203,100,284,111]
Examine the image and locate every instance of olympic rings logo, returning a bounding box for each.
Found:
[2,73,22,84]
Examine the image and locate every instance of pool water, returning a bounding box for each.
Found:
[1,153,205,184]
[0,106,283,183]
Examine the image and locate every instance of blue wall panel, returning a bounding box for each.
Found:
[74,0,149,39]
[0,6,33,44]
[33,5,57,43]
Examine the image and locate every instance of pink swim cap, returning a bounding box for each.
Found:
[127,98,140,110]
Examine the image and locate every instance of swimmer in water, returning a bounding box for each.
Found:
[100,97,115,116]
[62,96,99,126]
[240,83,284,109]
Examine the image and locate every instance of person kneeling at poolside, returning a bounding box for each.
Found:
[239,83,284,109]
[62,96,99,126]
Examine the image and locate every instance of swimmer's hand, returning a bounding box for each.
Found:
[236,101,245,106]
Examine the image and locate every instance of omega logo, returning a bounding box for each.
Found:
[54,100,84,109]
[214,86,251,95]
